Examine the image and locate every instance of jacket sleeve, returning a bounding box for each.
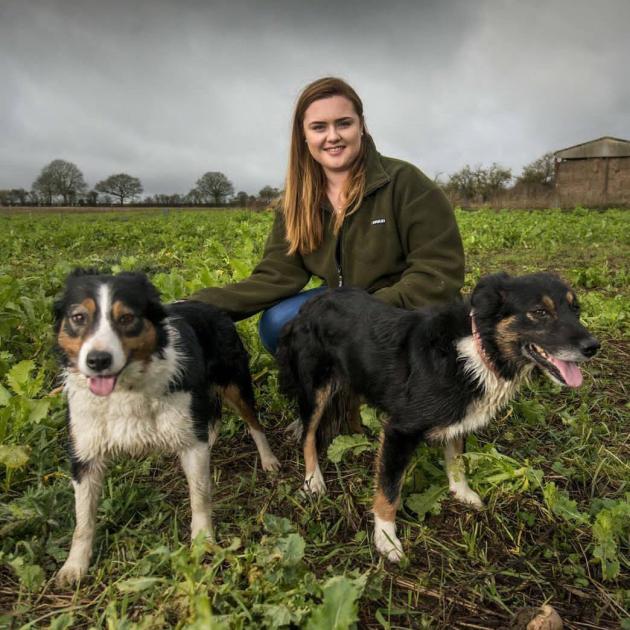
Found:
[373,185,464,309]
[190,211,311,320]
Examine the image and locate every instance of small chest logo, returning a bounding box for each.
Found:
[371,218,386,225]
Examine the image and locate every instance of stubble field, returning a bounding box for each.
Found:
[0,207,628,629]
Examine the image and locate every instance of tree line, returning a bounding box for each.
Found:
[0,153,555,207]
[441,153,555,204]
[0,159,281,208]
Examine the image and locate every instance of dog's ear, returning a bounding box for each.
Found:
[53,297,65,333]
[471,272,511,316]
[69,267,105,278]
[122,272,167,323]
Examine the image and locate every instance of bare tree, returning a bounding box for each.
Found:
[192,172,234,204]
[0,189,28,206]
[446,163,512,202]
[234,191,250,207]
[33,159,87,205]
[519,152,555,186]
[95,173,143,205]
[478,163,512,201]
[445,165,478,202]
[258,185,280,204]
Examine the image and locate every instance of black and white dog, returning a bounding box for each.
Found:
[277,273,599,562]
[54,269,279,585]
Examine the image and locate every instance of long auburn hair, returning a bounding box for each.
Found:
[283,77,369,256]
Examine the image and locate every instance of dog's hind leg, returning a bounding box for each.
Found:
[56,459,106,586]
[221,384,280,472]
[179,441,214,540]
[302,382,333,495]
[444,437,483,509]
[372,425,422,563]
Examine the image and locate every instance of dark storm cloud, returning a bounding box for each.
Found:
[1,0,628,196]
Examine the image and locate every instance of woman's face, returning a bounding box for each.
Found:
[302,95,363,177]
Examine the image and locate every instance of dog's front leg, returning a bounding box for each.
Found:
[179,442,213,540]
[57,460,106,586]
[444,437,483,509]
[372,427,422,563]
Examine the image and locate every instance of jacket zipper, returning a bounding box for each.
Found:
[335,221,344,287]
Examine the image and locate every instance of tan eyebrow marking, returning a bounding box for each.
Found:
[112,300,134,320]
[542,295,557,316]
[567,291,575,304]
[58,298,97,359]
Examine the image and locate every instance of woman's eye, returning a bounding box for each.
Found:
[71,313,85,325]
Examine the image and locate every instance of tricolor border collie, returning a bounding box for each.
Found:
[54,269,279,585]
[277,273,599,562]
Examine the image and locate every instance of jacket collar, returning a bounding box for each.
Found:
[321,135,391,212]
[363,135,391,196]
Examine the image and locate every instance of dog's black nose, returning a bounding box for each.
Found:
[580,338,600,358]
[86,351,113,372]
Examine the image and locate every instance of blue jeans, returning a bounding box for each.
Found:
[258,287,327,354]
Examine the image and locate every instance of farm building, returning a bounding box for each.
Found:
[554,136,630,206]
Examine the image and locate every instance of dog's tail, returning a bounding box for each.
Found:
[277,319,356,452]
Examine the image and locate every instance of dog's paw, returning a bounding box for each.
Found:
[373,518,404,563]
[261,453,281,472]
[451,484,484,509]
[191,516,214,542]
[56,560,89,587]
[302,468,326,495]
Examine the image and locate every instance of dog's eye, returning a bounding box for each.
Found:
[118,313,136,326]
[70,313,86,325]
[532,308,549,318]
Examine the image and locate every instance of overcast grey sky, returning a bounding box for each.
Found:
[1,0,628,197]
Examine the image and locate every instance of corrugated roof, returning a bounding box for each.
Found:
[555,136,630,159]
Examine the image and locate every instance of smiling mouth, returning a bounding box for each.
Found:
[524,343,583,388]
[325,146,345,154]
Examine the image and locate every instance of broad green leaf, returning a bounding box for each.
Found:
[0,444,31,469]
[6,360,35,396]
[359,406,381,432]
[0,384,10,406]
[262,604,294,629]
[327,434,372,464]
[117,576,163,593]
[229,258,251,280]
[276,533,305,566]
[591,496,630,580]
[9,556,45,591]
[48,613,75,630]
[263,513,294,536]
[543,482,588,524]
[307,574,368,630]
[406,485,449,521]
[28,399,51,424]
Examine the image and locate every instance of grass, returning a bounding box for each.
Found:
[0,207,628,629]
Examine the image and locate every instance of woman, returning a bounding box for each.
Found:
[191,77,464,353]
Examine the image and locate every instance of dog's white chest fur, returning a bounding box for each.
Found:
[431,336,530,441]
[66,337,197,460]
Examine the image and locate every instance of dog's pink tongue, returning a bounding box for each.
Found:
[549,357,583,388]
[89,375,117,396]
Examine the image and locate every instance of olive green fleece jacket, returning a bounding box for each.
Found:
[191,137,464,320]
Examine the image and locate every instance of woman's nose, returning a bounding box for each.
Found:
[326,125,341,141]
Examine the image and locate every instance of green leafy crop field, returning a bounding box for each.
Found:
[0,208,628,629]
